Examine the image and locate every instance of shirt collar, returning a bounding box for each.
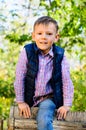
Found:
[34,42,54,58]
[40,46,54,58]
[48,46,54,57]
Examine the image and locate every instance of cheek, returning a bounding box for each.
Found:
[34,36,39,41]
[36,35,41,39]
[50,37,55,41]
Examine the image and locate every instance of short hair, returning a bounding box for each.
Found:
[33,16,59,32]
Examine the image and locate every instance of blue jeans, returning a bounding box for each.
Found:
[36,99,56,130]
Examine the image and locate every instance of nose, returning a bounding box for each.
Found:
[41,33,47,39]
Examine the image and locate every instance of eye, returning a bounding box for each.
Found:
[37,33,42,35]
[47,33,52,35]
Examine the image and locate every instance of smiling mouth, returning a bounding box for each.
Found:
[40,42,47,44]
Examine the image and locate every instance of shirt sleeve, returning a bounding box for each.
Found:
[14,48,28,103]
[61,55,74,106]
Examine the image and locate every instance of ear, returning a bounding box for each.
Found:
[32,32,35,41]
[54,34,60,42]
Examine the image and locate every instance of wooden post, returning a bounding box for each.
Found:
[8,105,86,130]
[0,119,3,130]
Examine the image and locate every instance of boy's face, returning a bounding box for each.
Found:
[32,23,59,54]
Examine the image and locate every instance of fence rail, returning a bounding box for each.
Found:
[0,119,3,130]
[8,106,86,130]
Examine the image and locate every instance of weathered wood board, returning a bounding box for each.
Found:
[0,119,3,130]
[8,106,86,130]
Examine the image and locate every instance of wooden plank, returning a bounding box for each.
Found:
[65,111,86,122]
[7,118,14,130]
[14,119,86,130]
[14,106,86,122]
[8,126,14,130]
[11,119,86,130]
[56,121,86,130]
[9,106,14,118]
[54,120,80,127]
[15,127,86,130]
[15,128,72,130]
[15,119,37,129]
[14,118,85,129]
[8,106,86,130]
[54,120,83,129]
[15,129,36,130]
[8,106,15,130]
[14,106,38,119]
[0,119,3,130]
[78,129,86,130]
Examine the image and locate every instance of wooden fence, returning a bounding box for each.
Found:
[0,119,3,130]
[8,105,86,130]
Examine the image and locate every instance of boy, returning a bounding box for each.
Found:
[14,16,74,130]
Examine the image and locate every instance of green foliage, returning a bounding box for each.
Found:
[0,42,21,98]
[0,41,20,119]
[71,66,86,111]
[0,80,14,98]
[0,97,14,119]
[6,33,32,45]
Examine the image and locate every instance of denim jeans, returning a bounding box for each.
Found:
[36,99,56,130]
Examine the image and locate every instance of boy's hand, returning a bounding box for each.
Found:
[57,106,70,120]
[18,102,31,118]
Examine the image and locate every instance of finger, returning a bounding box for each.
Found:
[63,111,66,119]
[57,108,61,113]
[63,110,68,119]
[18,105,23,116]
[24,106,31,118]
[23,111,27,118]
[57,110,65,120]
[56,111,59,119]
[24,105,30,118]
[57,111,62,120]
[58,112,63,120]
[27,107,31,117]
[57,109,61,119]
[25,108,30,118]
